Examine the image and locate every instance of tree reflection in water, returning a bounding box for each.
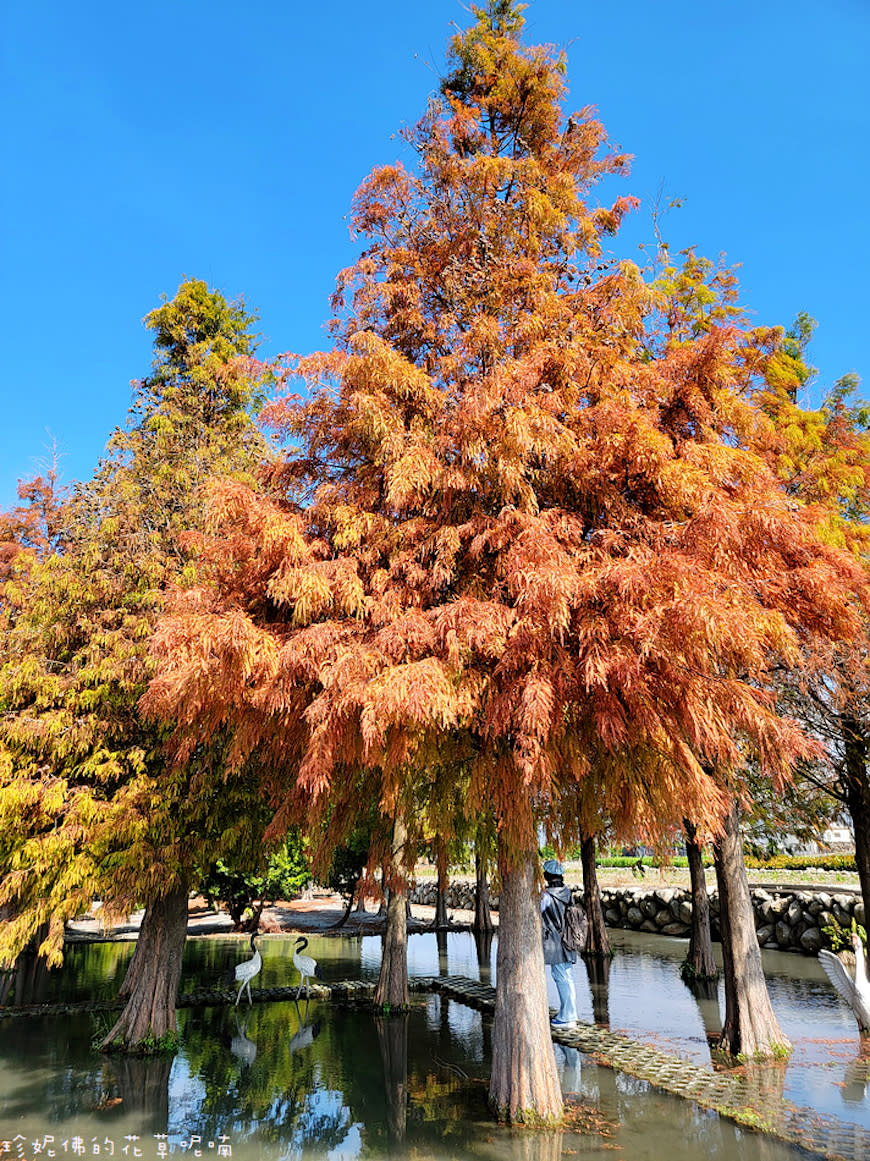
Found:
[375,1013,408,1146]
[0,933,860,1161]
[474,929,494,986]
[584,953,611,1025]
[105,1055,172,1130]
[683,976,722,1054]
[842,1041,870,1103]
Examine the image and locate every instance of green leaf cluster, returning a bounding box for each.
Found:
[0,279,272,967]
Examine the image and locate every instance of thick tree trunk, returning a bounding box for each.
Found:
[434,841,449,929]
[682,818,718,981]
[713,800,790,1059]
[474,850,494,932]
[4,923,52,1006]
[842,716,870,932]
[489,841,562,1124]
[101,884,189,1052]
[580,834,611,957]
[374,817,410,1011]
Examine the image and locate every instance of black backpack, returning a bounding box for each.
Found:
[561,900,589,953]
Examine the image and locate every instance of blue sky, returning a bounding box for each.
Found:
[2,0,867,508]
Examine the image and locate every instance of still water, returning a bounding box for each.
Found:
[1,927,867,1161]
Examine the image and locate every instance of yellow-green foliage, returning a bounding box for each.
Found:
[0,279,273,967]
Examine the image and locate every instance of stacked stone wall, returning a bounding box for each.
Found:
[407,881,865,955]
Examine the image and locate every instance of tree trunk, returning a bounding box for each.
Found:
[354,882,367,913]
[842,716,870,932]
[580,834,611,957]
[378,864,388,917]
[101,884,188,1052]
[434,841,449,929]
[5,924,52,1006]
[713,799,790,1059]
[489,840,562,1124]
[682,818,718,981]
[474,850,494,932]
[374,817,409,1011]
[329,892,356,929]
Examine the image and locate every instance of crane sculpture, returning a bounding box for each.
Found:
[234,931,262,1006]
[293,936,323,1000]
[818,932,870,1034]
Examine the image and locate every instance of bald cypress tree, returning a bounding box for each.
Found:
[146,2,865,1116]
[0,279,270,1049]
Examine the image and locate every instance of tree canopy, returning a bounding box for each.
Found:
[147,8,864,870]
[0,278,271,968]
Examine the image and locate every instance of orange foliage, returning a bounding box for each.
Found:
[145,5,866,871]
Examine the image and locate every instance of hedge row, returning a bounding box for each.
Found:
[595,853,857,872]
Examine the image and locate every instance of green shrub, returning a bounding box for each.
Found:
[198,831,311,926]
[742,853,856,872]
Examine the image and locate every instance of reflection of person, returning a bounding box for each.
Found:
[559,1044,581,1093]
[541,858,578,1029]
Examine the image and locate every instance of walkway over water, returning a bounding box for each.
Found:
[4,973,870,1160]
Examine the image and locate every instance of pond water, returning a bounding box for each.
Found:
[1,927,867,1161]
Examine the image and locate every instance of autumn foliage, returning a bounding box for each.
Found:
[0,279,270,973]
[140,1,869,1111]
[1,0,867,1113]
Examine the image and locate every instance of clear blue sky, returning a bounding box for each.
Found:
[2,0,867,508]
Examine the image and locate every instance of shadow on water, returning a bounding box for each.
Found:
[0,930,866,1161]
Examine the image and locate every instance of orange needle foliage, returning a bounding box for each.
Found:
[145,0,866,1115]
[148,82,864,866]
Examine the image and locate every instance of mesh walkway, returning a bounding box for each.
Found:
[434,975,870,1161]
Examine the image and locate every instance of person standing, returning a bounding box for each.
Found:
[541,858,578,1029]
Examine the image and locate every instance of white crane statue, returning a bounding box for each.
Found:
[818,932,870,1034]
[234,931,262,1006]
[293,936,323,1000]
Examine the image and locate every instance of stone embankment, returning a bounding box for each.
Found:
[599,885,865,954]
[407,880,866,955]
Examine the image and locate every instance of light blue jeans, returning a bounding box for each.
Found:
[550,960,578,1022]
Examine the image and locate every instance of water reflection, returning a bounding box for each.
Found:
[1,928,868,1161]
[474,930,494,986]
[375,1013,407,1146]
[230,1012,257,1066]
[584,954,611,1026]
[682,975,722,1050]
